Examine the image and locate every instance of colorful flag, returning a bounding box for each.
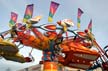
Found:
[88,19,92,32]
[9,12,18,27]
[23,4,34,23]
[48,1,59,22]
[77,8,83,29]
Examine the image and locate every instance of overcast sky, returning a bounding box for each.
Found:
[0,0,108,71]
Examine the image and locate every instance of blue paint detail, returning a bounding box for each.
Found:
[49,40,55,61]
[43,40,55,61]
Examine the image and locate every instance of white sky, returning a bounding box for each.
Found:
[0,0,108,71]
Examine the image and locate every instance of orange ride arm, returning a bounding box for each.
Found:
[31,28,45,40]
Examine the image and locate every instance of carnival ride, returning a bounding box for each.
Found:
[0,1,108,71]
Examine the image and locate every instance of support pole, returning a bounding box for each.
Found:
[43,61,58,71]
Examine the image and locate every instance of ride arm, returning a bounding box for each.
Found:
[0,30,10,39]
[56,27,78,36]
[31,28,45,40]
[86,30,107,62]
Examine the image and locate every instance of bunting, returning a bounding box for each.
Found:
[48,1,59,22]
[9,12,18,27]
[77,8,83,29]
[23,4,34,23]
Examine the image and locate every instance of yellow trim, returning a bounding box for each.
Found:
[0,40,16,47]
[48,17,53,22]
[23,18,27,23]
[77,23,80,29]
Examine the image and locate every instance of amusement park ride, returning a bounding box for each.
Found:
[0,1,108,71]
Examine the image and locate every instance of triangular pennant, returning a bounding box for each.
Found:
[23,4,34,23]
[77,8,83,29]
[88,19,92,32]
[48,1,59,22]
[9,12,18,27]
